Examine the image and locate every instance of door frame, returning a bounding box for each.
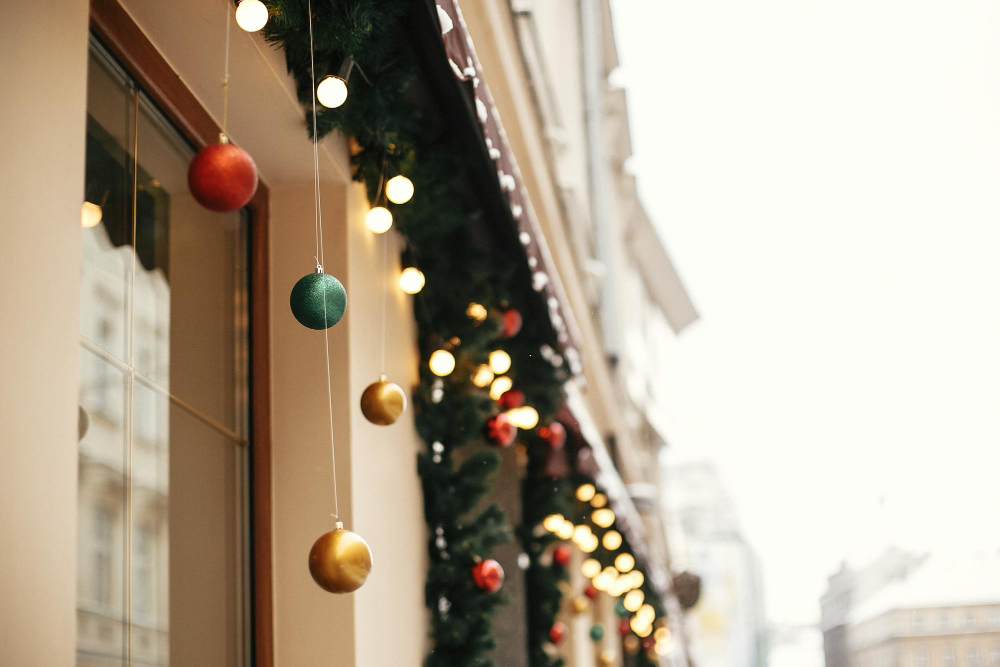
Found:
[89,1,274,664]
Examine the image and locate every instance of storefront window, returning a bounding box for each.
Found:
[77,39,250,667]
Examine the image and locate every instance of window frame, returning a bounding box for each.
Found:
[88,1,273,665]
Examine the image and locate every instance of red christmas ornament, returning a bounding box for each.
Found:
[619,618,631,636]
[500,308,523,338]
[471,559,504,593]
[642,636,656,652]
[549,621,568,645]
[188,135,258,212]
[553,545,571,568]
[538,421,567,449]
[483,412,517,448]
[498,388,525,410]
[585,584,598,600]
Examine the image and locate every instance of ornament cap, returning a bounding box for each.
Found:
[218,132,229,144]
[334,521,344,530]
[379,374,388,382]
[315,263,325,274]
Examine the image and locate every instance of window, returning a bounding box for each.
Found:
[916,648,929,667]
[990,644,1000,665]
[77,38,251,666]
[943,646,956,667]
[969,645,981,667]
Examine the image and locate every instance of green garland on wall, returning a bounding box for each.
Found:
[262,2,572,665]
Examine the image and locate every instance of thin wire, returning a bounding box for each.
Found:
[222,1,231,136]
[308,0,339,520]
[380,231,388,373]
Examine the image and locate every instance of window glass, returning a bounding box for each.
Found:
[77,38,250,667]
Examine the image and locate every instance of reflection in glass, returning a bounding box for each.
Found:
[78,39,250,667]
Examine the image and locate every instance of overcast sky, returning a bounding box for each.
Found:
[610,0,1000,633]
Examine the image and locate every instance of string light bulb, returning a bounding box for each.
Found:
[429,349,455,377]
[385,175,414,204]
[624,589,645,612]
[235,0,269,32]
[467,302,488,321]
[615,553,635,573]
[602,530,622,550]
[572,525,592,546]
[654,627,671,642]
[488,349,511,374]
[399,267,425,294]
[630,616,652,638]
[542,514,564,532]
[81,201,102,228]
[471,364,494,388]
[317,75,348,108]
[581,558,601,578]
[581,534,599,553]
[366,206,392,234]
[592,508,615,528]
[629,571,645,589]
[590,492,607,508]
[555,519,574,541]
[637,604,655,624]
[489,375,513,400]
[576,483,596,502]
[506,405,539,429]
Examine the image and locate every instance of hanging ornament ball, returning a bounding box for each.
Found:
[308,522,373,594]
[553,544,571,568]
[619,618,631,637]
[498,387,525,410]
[471,559,504,593]
[360,376,407,425]
[549,621,568,645]
[599,649,617,666]
[483,412,517,448]
[615,598,630,618]
[500,308,523,337]
[572,596,591,614]
[585,584,599,600]
[188,136,258,212]
[623,635,641,655]
[538,421,567,449]
[590,623,606,642]
[290,270,347,330]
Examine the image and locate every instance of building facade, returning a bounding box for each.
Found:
[1,0,697,665]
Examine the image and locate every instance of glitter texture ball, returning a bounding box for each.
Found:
[188,140,258,212]
[290,272,347,330]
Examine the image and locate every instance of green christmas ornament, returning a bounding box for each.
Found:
[615,598,629,618]
[290,267,347,330]
[590,623,605,641]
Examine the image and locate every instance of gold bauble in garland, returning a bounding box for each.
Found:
[572,596,591,614]
[599,649,617,665]
[623,635,640,655]
[308,522,373,593]
[360,375,407,425]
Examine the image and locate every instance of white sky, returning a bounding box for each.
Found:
[610,0,1000,631]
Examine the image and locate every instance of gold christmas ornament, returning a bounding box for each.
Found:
[309,522,373,593]
[623,635,640,655]
[572,596,591,613]
[360,375,407,425]
[599,649,617,665]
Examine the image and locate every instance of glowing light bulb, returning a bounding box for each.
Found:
[615,553,635,573]
[572,524,592,546]
[472,364,494,388]
[542,514,564,532]
[489,375,513,400]
[654,639,670,656]
[399,267,425,294]
[590,492,607,508]
[317,75,348,108]
[631,616,652,638]
[366,206,392,233]
[555,519,574,541]
[429,349,455,376]
[592,508,615,528]
[630,571,644,588]
[385,175,414,204]
[581,558,601,578]
[576,483,596,502]
[507,405,538,429]
[624,589,645,612]
[235,0,268,32]
[81,201,102,228]
[466,302,488,321]
[654,627,671,642]
[637,604,655,623]
[602,530,622,550]
[581,534,599,553]
[488,349,511,374]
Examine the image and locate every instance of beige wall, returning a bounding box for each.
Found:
[0,0,90,664]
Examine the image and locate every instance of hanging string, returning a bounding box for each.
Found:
[307,0,340,521]
[222,1,231,137]
[377,153,389,374]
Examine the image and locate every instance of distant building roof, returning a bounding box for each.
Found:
[848,552,1000,624]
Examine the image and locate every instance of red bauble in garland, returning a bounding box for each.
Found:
[500,308,523,337]
[497,388,525,410]
[549,621,568,645]
[471,559,504,593]
[188,136,258,212]
[619,618,631,636]
[483,412,517,448]
[553,545,571,568]
[538,421,567,449]
[584,584,598,599]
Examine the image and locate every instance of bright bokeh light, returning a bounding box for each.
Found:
[489,349,511,374]
[489,375,512,400]
[471,364,494,388]
[506,405,538,429]
[466,302,488,321]
[592,508,615,528]
[624,589,645,612]
[385,175,414,204]
[602,530,622,550]
[576,483,596,502]
[615,553,635,573]
[582,558,601,578]
[317,75,348,108]
[590,492,607,508]
[428,349,455,376]
[365,206,392,233]
[555,519,574,541]
[81,201,102,228]
[235,0,268,31]
[399,267,425,294]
